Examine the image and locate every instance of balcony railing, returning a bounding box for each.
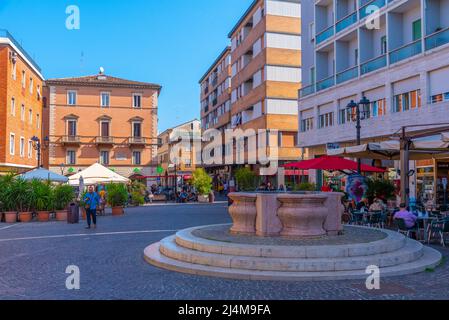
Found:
[0,29,41,72]
[359,0,386,20]
[61,136,81,145]
[299,84,316,98]
[95,136,114,144]
[336,66,358,84]
[316,75,335,92]
[389,39,422,64]
[316,26,334,45]
[425,27,449,51]
[128,137,147,145]
[336,12,358,33]
[360,54,387,75]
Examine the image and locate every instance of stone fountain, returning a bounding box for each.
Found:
[144,192,442,281]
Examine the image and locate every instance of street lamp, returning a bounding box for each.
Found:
[31,136,49,168]
[346,97,371,174]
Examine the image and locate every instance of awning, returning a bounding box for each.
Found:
[68,163,130,186]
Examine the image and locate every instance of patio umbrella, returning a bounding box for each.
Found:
[68,163,129,186]
[283,156,385,173]
[21,168,68,183]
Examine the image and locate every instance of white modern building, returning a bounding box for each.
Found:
[298,0,449,202]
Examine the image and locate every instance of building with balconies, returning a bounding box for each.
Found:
[43,70,161,179]
[228,0,304,179]
[298,0,449,197]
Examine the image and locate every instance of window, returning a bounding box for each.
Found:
[278,132,283,147]
[12,62,16,80]
[67,91,77,105]
[67,150,76,165]
[381,36,387,55]
[37,114,40,129]
[431,91,449,104]
[355,49,359,66]
[412,19,422,41]
[185,158,192,168]
[22,71,26,88]
[132,151,141,165]
[37,85,41,100]
[29,78,34,94]
[21,104,25,121]
[10,134,15,155]
[11,98,15,116]
[29,109,33,124]
[100,151,110,165]
[301,118,314,132]
[28,140,33,158]
[133,94,142,108]
[319,112,334,129]
[370,98,387,117]
[100,121,110,137]
[394,90,421,112]
[101,92,110,107]
[310,67,315,84]
[20,137,25,157]
[67,120,77,136]
[133,122,142,137]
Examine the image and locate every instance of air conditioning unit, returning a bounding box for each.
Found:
[9,51,18,63]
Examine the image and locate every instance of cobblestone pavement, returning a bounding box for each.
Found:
[0,203,448,300]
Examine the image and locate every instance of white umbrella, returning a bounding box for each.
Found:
[69,163,129,186]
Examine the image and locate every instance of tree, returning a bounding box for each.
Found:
[235,167,256,191]
[192,168,212,196]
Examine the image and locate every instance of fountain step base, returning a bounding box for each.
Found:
[144,225,442,281]
[144,242,441,281]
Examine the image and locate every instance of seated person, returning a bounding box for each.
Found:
[369,198,386,212]
[394,203,418,229]
[356,199,369,212]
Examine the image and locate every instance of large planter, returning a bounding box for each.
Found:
[19,212,33,223]
[112,206,124,216]
[55,210,68,222]
[4,211,17,223]
[37,211,50,222]
[228,193,257,235]
[198,195,209,203]
[278,194,328,238]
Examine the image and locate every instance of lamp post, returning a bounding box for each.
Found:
[31,136,49,168]
[346,97,371,174]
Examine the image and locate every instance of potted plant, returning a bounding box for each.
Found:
[33,181,54,222]
[0,173,18,223]
[54,184,75,221]
[14,178,33,223]
[106,183,128,215]
[193,168,213,203]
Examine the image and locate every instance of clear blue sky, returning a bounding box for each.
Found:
[0,0,253,132]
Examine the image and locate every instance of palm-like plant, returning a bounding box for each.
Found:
[54,184,75,210]
[33,181,55,211]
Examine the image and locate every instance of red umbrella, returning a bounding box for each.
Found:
[283,156,385,173]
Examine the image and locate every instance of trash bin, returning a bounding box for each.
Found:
[67,202,80,224]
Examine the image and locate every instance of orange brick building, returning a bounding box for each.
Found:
[43,70,161,179]
[0,30,44,174]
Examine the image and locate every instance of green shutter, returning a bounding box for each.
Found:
[412,19,422,41]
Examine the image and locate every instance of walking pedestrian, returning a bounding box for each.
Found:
[84,186,100,229]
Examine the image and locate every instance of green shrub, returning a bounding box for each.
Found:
[235,167,256,191]
[54,184,75,210]
[106,183,128,207]
[193,168,212,196]
[366,179,396,202]
[32,180,55,211]
[294,182,317,191]
[131,191,145,206]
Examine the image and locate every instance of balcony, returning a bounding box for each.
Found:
[336,12,358,34]
[316,75,335,92]
[61,136,81,146]
[389,40,422,64]
[425,27,449,51]
[95,136,115,146]
[316,26,334,45]
[359,0,386,20]
[299,84,316,98]
[336,66,359,84]
[360,54,387,75]
[128,137,147,147]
